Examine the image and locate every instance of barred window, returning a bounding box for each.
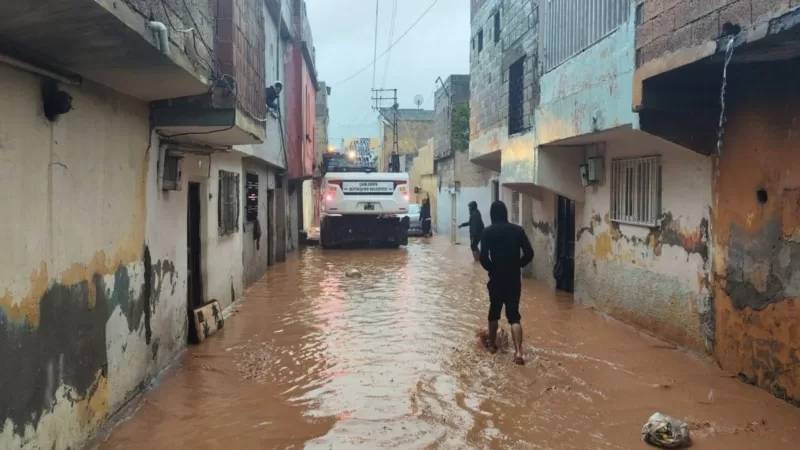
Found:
[218,170,240,236]
[245,172,258,223]
[494,11,501,43]
[508,56,525,135]
[511,191,520,224]
[611,156,661,227]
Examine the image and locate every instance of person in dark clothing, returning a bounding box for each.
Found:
[420,197,432,237]
[459,201,485,261]
[479,200,534,365]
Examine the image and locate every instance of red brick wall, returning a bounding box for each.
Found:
[285,46,315,179]
[216,0,266,120]
[636,0,799,66]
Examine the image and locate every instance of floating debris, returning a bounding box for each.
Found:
[345,268,362,278]
[642,412,691,448]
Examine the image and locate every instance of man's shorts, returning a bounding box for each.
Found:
[487,280,521,324]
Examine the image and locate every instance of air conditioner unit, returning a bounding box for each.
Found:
[162,152,183,191]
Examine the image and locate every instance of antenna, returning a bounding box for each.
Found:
[414,94,424,109]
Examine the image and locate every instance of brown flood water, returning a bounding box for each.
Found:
[99,239,799,449]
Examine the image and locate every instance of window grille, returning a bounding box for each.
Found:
[610,156,661,226]
[540,0,629,73]
[245,172,259,223]
[511,191,521,224]
[219,170,240,235]
[508,56,525,135]
[494,11,501,43]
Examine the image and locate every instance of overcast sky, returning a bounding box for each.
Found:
[306,0,470,148]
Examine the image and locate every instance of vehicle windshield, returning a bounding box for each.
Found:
[408,204,421,214]
[322,153,377,173]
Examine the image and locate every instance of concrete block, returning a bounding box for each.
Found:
[751,0,793,22]
[691,10,720,45]
[719,0,753,29]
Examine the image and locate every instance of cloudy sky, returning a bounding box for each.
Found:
[306,0,470,148]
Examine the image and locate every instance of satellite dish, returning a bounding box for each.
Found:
[414,94,424,109]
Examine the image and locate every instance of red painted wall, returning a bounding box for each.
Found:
[286,45,316,179]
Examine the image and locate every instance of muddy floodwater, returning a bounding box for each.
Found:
[100,239,800,449]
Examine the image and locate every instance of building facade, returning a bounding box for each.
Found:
[634,0,800,404]
[378,108,435,172]
[0,0,321,447]
[433,75,495,241]
[469,0,800,403]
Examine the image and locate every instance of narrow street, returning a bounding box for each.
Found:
[101,239,799,450]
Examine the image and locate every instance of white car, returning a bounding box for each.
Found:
[405,203,423,236]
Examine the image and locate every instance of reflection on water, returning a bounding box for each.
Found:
[102,239,800,450]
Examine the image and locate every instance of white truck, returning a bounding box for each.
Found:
[320,170,411,248]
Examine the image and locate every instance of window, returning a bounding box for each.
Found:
[508,56,525,135]
[218,170,240,235]
[511,191,520,224]
[477,29,484,52]
[610,156,661,227]
[494,11,501,43]
[245,172,259,223]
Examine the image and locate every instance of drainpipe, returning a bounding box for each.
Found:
[0,53,81,86]
[147,21,170,56]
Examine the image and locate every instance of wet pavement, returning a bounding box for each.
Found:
[100,239,800,449]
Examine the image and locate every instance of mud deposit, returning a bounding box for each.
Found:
[101,239,800,449]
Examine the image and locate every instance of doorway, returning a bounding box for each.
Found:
[267,189,275,266]
[554,195,576,293]
[492,180,500,202]
[187,182,204,341]
[450,191,458,244]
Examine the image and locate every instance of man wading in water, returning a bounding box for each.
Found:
[459,201,484,261]
[479,200,534,365]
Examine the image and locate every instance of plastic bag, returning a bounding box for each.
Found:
[641,412,691,448]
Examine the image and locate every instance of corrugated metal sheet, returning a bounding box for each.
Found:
[540,0,629,73]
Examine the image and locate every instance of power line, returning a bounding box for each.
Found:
[333,0,440,86]
[381,0,398,88]
[371,0,380,91]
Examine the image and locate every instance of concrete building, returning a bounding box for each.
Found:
[239,0,296,286]
[378,108,434,172]
[469,0,800,404]
[634,0,800,404]
[433,74,494,242]
[302,81,331,239]
[409,138,438,228]
[0,0,323,447]
[285,0,318,250]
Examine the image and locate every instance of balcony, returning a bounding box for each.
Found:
[152,0,267,146]
[0,0,213,101]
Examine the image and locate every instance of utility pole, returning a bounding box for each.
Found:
[371,88,400,172]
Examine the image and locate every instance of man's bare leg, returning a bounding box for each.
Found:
[487,320,499,353]
[510,323,524,364]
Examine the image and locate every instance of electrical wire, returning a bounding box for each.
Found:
[334,0,440,86]
[381,0,398,88]
[157,125,235,139]
[371,0,380,91]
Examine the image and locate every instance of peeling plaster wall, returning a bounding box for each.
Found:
[713,68,800,403]
[574,136,713,352]
[0,64,179,449]
[529,191,557,288]
[201,152,245,309]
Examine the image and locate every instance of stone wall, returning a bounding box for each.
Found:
[636,0,800,66]
[469,0,538,159]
